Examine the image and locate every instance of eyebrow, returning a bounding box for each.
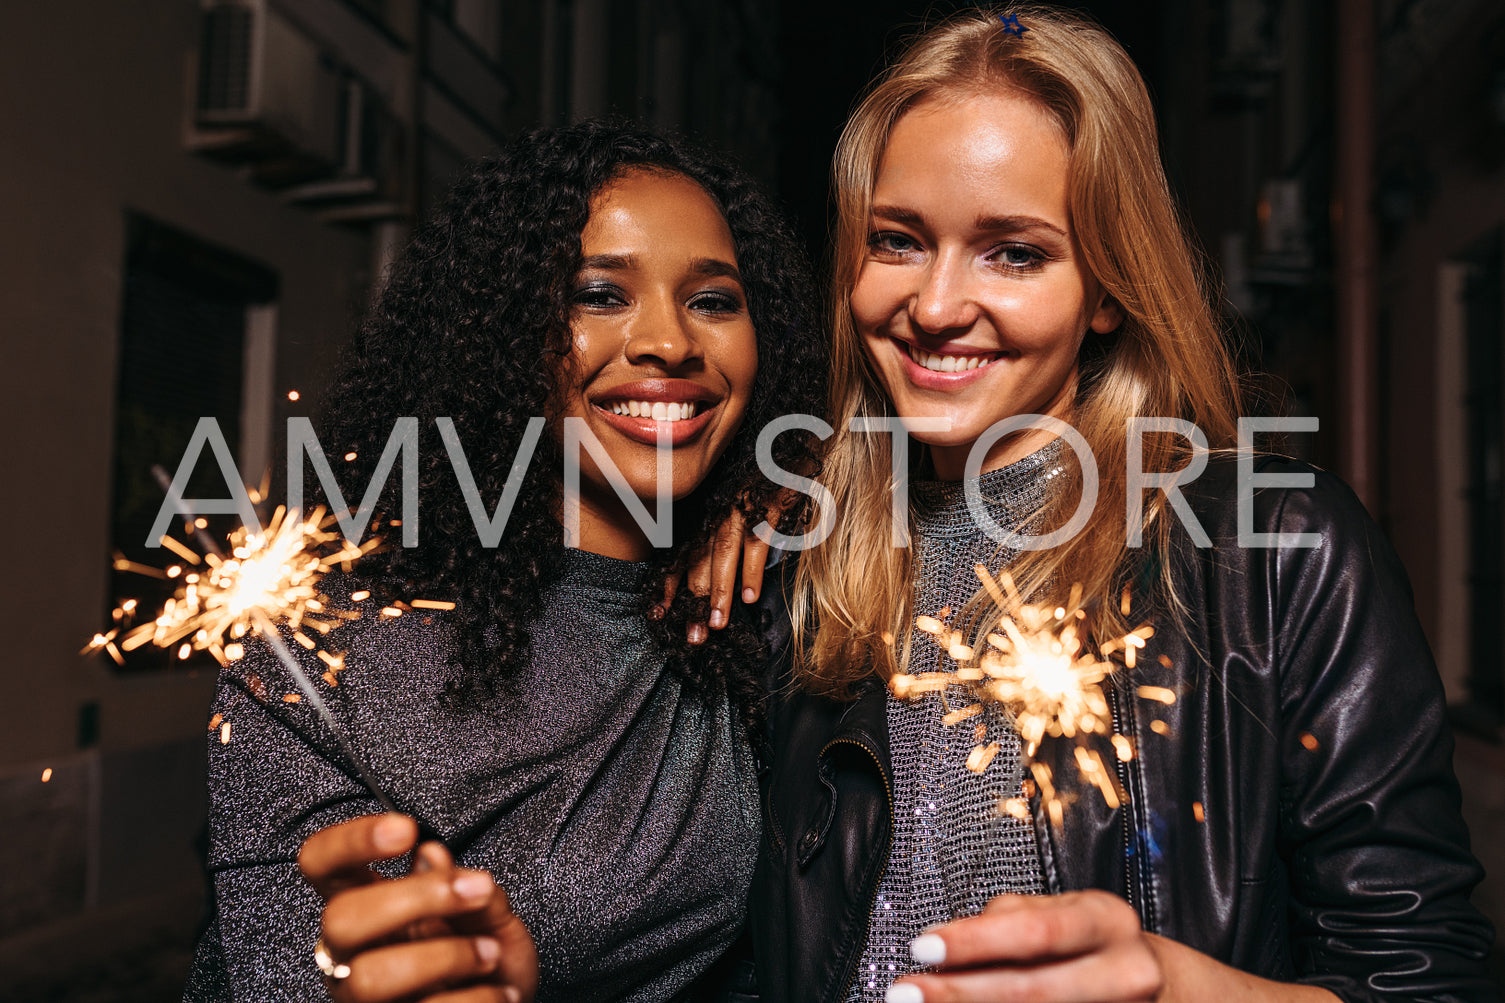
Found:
[578,253,636,271]
[578,254,743,284]
[690,257,743,283]
[870,204,1069,239]
[975,214,1068,238]
[871,204,925,227]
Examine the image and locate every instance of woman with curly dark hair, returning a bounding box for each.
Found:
[183,121,824,1003]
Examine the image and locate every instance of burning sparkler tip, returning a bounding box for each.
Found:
[895,580,1158,819]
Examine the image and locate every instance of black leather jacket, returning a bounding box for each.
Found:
[750,460,1497,1003]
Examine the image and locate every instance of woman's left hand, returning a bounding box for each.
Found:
[888,891,1343,1003]
[660,502,779,643]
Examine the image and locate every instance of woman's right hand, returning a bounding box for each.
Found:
[299,813,539,1003]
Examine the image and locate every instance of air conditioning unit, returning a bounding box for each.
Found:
[191,0,343,183]
[280,76,406,220]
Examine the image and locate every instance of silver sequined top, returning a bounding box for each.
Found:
[847,445,1063,1002]
[184,548,760,1003]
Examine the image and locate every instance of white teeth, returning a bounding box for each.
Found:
[909,345,994,373]
[608,400,699,421]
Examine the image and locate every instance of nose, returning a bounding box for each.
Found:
[624,293,703,369]
[909,251,980,336]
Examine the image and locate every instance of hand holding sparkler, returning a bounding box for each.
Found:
[300,813,538,1003]
[885,888,1343,1003]
[884,890,1163,1003]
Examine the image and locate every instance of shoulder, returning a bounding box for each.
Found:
[1167,453,1408,598]
[1162,453,1438,718]
[1178,453,1373,543]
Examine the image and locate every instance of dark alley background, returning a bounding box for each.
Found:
[2,0,1503,998]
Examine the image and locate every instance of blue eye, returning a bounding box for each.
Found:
[868,231,918,254]
[993,244,1046,271]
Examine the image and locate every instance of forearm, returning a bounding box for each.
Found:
[1148,935,1340,1003]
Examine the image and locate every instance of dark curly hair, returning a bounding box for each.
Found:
[312,120,825,726]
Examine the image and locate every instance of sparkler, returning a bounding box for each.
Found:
[889,565,1167,826]
[83,465,399,813]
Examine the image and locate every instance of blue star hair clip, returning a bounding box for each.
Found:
[999,13,1028,38]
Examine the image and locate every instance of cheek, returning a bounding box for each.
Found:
[552,355,584,417]
[993,292,1090,355]
[721,324,760,415]
[569,316,622,371]
[849,267,900,335]
[858,334,891,386]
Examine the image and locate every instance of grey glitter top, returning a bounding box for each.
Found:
[847,444,1063,1002]
[183,547,761,1003]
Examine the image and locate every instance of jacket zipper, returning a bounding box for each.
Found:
[820,735,894,1003]
[1109,684,1138,916]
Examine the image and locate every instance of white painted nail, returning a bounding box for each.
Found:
[886,984,925,1003]
[909,933,947,966]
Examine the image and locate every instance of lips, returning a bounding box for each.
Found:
[590,378,722,447]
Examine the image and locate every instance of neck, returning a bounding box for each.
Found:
[560,483,663,561]
[927,374,1079,481]
[929,425,1063,481]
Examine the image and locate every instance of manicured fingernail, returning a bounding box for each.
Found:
[886,984,924,1003]
[373,815,410,852]
[709,608,726,629]
[743,587,756,603]
[910,933,946,966]
[688,624,707,645]
[453,871,493,903]
[502,989,521,1003]
[474,937,500,967]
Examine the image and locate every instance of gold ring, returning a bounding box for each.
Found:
[314,937,352,982]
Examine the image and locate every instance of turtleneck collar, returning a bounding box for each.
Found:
[911,440,1066,540]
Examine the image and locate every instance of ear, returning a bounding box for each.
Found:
[1089,290,1123,335]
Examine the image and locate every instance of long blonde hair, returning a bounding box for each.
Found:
[793,4,1241,697]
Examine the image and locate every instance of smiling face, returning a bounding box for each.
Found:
[851,90,1121,479]
[559,168,758,559]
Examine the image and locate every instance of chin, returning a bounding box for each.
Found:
[911,432,986,454]
[620,458,718,504]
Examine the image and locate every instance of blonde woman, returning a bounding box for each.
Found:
[751,7,1494,1003]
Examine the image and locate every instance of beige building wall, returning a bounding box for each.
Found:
[0,0,373,981]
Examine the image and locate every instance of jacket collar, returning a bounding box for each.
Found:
[824,677,891,766]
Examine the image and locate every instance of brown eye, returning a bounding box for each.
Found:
[689,291,742,314]
[572,284,626,307]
